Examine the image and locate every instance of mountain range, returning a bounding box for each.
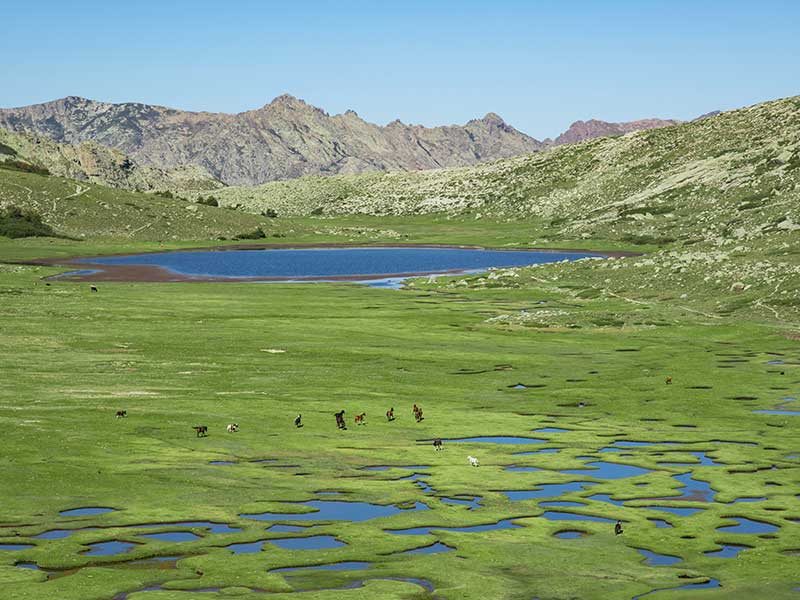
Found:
[0,95,683,187]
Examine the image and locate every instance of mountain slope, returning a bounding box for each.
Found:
[213,96,800,247]
[0,96,545,186]
[548,117,682,145]
[0,127,222,192]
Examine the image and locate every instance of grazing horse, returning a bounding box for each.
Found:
[193,425,208,437]
[294,414,303,428]
[614,520,624,535]
[354,413,366,426]
[334,410,346,430]
[226,423,239,433]
[90,285,98,293]
[115,410,127,418]
[433,438,443,451]
[665,376,672,385]
[414,406,424,423]
[386,407,395,421]
[468,455,479,467]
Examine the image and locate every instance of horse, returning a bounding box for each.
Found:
[226,423,239,433]
[468,455,479,467]
[433,438,443,451]
[354,413,366,426]
[193,425,208,437]
[90,285,98,293]
[334,410,346,430]
[294,414,303,428]
[614,520,624,535]
[415,407,424,423]
[115,410,127,418]
[386,407,395,421]
[665,376,672,385]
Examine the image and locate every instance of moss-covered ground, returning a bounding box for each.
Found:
[0,225,798,600]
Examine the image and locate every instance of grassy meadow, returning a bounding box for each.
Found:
[0,228,798,600]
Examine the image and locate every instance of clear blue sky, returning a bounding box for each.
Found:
[2,0,798,138]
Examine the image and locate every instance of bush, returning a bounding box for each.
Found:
[0,206,59,238]
[155,190,174,199]
[234,227,267,240]
[262,208,278,218]
[0,143,17,156]
[197,196,219,207]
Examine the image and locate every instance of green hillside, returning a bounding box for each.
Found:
[0,166,273,242]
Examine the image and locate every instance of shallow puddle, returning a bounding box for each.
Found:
[140,521,242,534]
[587,494,625,506]
[554,530,587,539]
[632,578,720,599]
[139,531,202,542]
[82,541,139,556]
[502,481,596,501]
[728,497,766,503]
[513,448,560,456]
[270,535,345,550]
[642,506,704,516]
[386,518,522,535]
[241,500,427,522]
[657,451,722,467]
[704,543,751,558]
[441,496,481,510]
[272,561,371,573]
[532,428,569,434]
[637,549,682,566]
[60,507,117,517]
[0,544,34,551]
[753,409,800,416]
[35,527,99,540]
[668,472,716,502]
[400,542,455,554]
[539,501,586,508]
[563,461,652,480]
[648,518,673,528]
[267,525,309,533]
[443,436,546,444]
[539,511,615,523]
[209,461,236,465]
[226,540,268,553]
[716,517,779,534]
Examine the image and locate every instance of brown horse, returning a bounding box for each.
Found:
[193,425,208,437]
[354,413,366,426]
[386,407,395,421]
[115,410,127,418]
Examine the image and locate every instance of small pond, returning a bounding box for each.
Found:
[272,561,372,573]
[704,544,751,558]
[60,507,117,517]
[74,247,601,284]
[637,548,682,566]
[241,500,427,522]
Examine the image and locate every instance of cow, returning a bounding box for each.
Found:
[115,410,127,418]
[433,438,443,451]
[226,423,239,433]
[354,413,366,426]
[468,455,479,467]
[386,407,395,421]
[193,425,208,437]
[294,414,303,428]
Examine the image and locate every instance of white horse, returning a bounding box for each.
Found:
[468,455,479,467]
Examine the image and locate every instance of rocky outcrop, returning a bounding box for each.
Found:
[0,95,545,186]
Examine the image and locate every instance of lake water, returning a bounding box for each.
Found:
[76,247,599,283]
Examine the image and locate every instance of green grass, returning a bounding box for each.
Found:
[0,232,798,600]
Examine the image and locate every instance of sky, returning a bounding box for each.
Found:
[2,0,799,138]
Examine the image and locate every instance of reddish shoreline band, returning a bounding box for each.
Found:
[14,243,640,284]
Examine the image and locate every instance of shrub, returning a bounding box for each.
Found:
[234,227,266,240]
[197,196,219,207]
[261,208,278,218]
[0,206,59,238]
